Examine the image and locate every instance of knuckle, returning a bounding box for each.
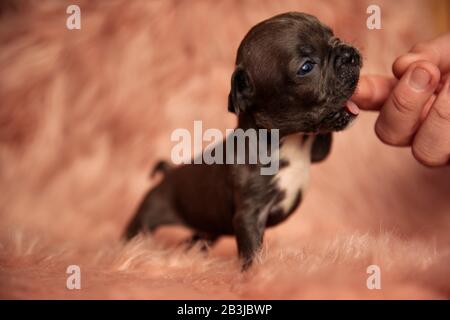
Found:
[375,119,410,146]
[411,41,429,54]
[390,91,417,115]
[412,142,445,167]
[410,42,440,66]
[432,104,450,123]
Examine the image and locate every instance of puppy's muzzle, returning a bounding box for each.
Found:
[320,108,354,132]
[334,45,361,89]
[334,45,361,69]
[318,45,361,132]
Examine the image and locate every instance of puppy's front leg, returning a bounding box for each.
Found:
[233,200,274,271]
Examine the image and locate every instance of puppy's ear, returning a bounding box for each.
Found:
[311,133,332,163]
[228,66,254,115]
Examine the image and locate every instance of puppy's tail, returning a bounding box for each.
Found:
[150,160,173,178]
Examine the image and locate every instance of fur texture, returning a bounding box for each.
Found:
[0,0,449,299]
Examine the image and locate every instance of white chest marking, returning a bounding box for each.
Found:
[272,134,313,213]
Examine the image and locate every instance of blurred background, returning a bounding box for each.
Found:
[0,0,449,299]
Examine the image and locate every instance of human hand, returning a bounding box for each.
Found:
[352,33,450,166]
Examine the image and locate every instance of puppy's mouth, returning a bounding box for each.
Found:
[344,100,360,116]
[318,99,360,132]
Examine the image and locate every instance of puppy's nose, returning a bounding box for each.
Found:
[334,46,360,68]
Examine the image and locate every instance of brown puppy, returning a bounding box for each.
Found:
[125,12,361,270]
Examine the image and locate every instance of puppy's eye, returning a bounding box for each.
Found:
[297,61,315,76]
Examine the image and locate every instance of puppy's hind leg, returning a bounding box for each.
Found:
[123,184,181,240]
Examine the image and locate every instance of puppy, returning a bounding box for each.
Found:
[124,12,361,270]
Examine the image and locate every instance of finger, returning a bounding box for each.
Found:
[412,79,450,166]
[351,75,397,111]
[393,33,450,78]
[375,60,441,146]
[419,94,436,123]
[436,73,450,93]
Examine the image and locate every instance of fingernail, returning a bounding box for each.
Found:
[409,67,431,90]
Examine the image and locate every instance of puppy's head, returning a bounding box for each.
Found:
[228,12,361,135]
